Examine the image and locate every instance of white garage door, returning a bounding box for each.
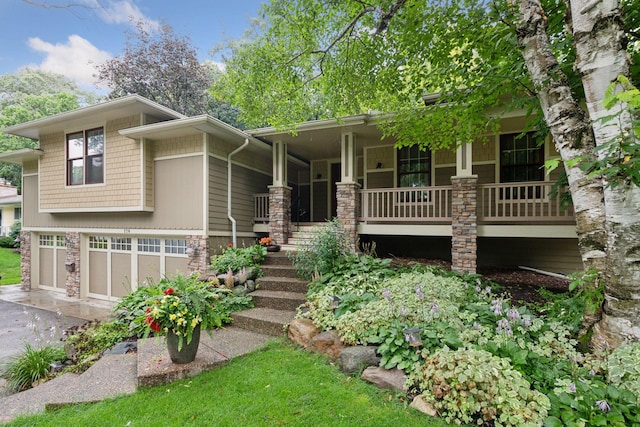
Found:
[37,234,66,293]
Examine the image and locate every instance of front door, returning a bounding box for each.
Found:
[330,163,341,218]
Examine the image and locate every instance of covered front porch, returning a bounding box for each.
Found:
[248,113,577,274]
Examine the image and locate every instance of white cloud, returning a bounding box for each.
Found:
[27,35,112,88]
[84,0,159,30]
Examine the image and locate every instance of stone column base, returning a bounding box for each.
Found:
[336,182,361,252]
[451,175,478,274]
[269,185,291,245]
[20,231,31,291]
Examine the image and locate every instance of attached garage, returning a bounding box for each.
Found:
[86,235,190,301]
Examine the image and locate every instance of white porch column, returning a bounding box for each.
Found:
[456,142,473,176]
[341,132,356,183]
[272,140,288,186]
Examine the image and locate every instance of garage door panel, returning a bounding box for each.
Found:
[165,257,189,279]
[56,248,66,290]
[111,253,131,298]
[138,254,161,286]
[39,248,54,287]
[89,252,108,295]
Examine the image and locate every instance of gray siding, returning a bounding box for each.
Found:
[478,238,582,274]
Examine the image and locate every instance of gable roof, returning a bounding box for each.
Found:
[2,94,185,140]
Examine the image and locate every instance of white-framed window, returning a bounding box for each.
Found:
[39,235,55,247]
[56,236,66,247]
[111,237,132,251]
[165,239,187,255]
[89,236,109,250]
[14,207,21,221]
[67,127,104,186]
[138,238,161,253]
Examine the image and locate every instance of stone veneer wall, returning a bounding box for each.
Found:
[20,231,31,290]
[65,232,81,297]
[187,235,210,273]
[336,182,361,252]
[269,185,291,245]
[451,176,478,274]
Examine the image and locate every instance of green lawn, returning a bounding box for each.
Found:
[0,247,21,285]
[6,341,443,427]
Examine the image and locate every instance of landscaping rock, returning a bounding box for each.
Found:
[288,318,321,348]
[410,395,438,416]
[309,330,345,358]
[361,367,406,392]
[336,346,380,374]
[233,285,247,296]
[246,280,256,292]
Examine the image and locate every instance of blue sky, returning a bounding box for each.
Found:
[0,0,265,91]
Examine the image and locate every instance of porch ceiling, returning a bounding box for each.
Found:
[248,116,392,162]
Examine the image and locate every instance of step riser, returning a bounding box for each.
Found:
[262,253,293,266]
[257,279,307,293]
[252,295,305,311]
[231,315,287,336]
[260,266,298,279]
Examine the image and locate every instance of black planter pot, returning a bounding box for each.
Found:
[266,245,281,252]
[166,324,201,364]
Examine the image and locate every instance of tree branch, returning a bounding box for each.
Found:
[375,0,409,33]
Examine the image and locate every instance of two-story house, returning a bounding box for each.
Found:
[2,94,581,301]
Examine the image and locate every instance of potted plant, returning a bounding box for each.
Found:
[143,273,226,364]
[259,236,280,252]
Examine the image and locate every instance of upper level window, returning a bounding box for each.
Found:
[500,132,544,183]
[14,207,21,221]
[67,127,104,186]
[397,145,431,187]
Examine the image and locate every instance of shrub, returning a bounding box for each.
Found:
[410,347,550,426]
[290,218,350,280]
[210,244,266,274]
[9,220,21,246]
[2,343,66,392]
[0,236,17,248]
[63,321,131,373]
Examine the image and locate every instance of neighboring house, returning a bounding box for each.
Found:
[1,94,580,301]
[0,179,21,236]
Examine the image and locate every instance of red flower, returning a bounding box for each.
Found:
[145,315,161,332]
[146,308,150,313]
[163,287,174,295]
[227,243,233,247]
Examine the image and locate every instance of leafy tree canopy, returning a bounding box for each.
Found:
[215,0,637,148]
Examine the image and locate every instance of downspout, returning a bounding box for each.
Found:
[228,138,250,247]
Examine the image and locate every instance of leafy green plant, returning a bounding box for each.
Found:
[9,221,21,247]
[290,218,350,280]
[369,321,422,371]
[607,342,640,402]
[64,321,131,373]
[210,244,265,274]
[546,377,640,427]
[0,236,17,248]
[410,347,550,426]
[2,343,66,392]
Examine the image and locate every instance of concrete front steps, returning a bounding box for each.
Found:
[231,252,308,336]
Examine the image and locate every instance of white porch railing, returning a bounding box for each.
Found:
[253,193,270,223]
[359,186,453,222]
[478,182,574,222]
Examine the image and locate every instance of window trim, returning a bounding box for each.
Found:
[396,145,432,188]
[499,132,545,184]
[66,127,105,187]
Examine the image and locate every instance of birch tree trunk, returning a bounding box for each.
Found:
[569,0,640,347]
[513,0,608,298]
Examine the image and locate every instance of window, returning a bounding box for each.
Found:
[165,239,187,255]
[500,132,544,183]
[14,208,21,221]
[89,236,109,250]
[397,145,431,188]
[67,127,104,185]
[56,235,66,247]
[39,235,54,247]
[138,238,161,253]
[111,237,132,251]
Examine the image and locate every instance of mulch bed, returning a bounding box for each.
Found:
[390,257,571,305]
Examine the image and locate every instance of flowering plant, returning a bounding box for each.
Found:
[143,273,227,351]
[258,236,273,246]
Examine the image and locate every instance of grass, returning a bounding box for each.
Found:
[0,247,21,285]
[6,340,444,427]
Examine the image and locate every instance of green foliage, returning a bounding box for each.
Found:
[9,220,21,244]
[290,218,350,280]
[64,321,131,373]
[113,283,161,337]
[607,343,640,402]
[546,378,640,427]
[0,247,21,285]
[568,76,640,188]
[210,244,266,274]
[1,343,66,392]
[0,236,17,248]
[568,269,605,314]
[308,252,396,294]
[410,347,551,426]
